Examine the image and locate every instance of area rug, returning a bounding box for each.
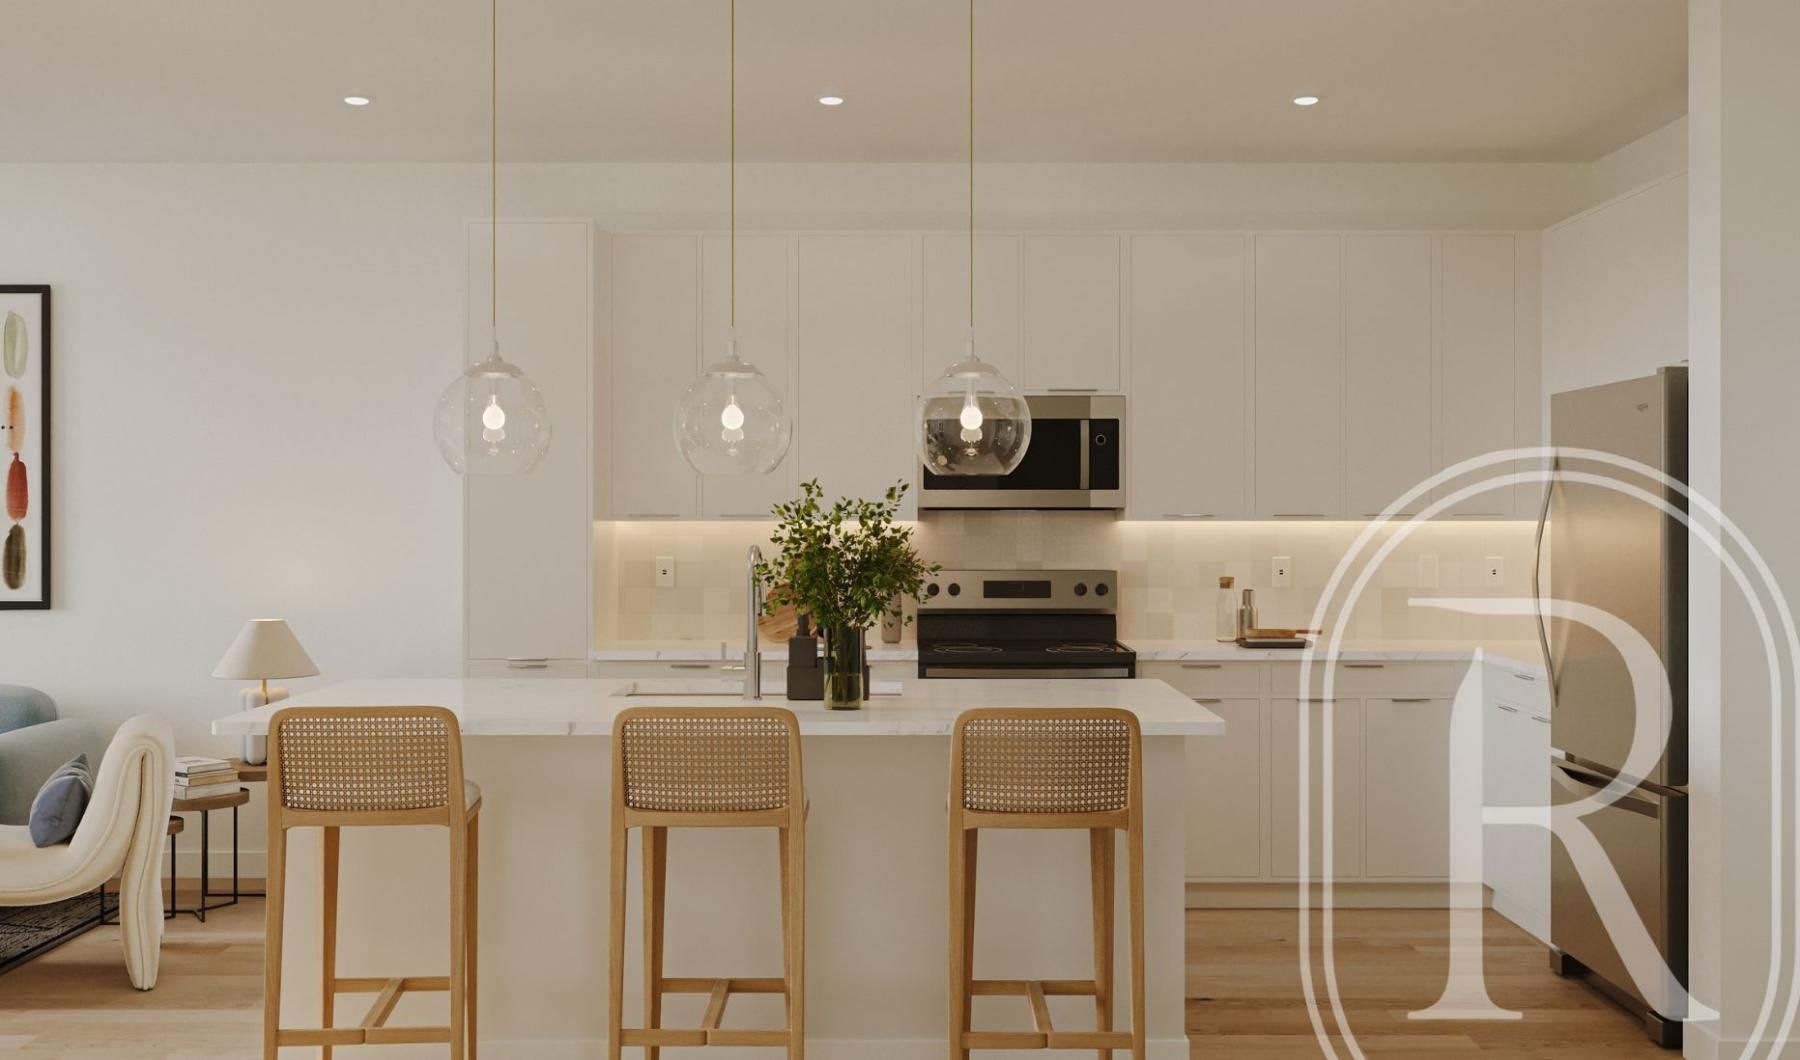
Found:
[0,892,106,974]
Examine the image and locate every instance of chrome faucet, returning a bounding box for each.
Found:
[745,545,764,700]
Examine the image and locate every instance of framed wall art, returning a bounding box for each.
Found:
[1,285,49,609]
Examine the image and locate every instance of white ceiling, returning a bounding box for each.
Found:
[7,0,1686,164]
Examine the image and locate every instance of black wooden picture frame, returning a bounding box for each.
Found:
[1,284,50,610]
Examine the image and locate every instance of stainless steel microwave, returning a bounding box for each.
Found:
[918,394,1124,510]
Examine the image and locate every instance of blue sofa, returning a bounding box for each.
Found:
[0,686,103,826]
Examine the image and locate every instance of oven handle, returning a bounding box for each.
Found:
[920,666,1134,680]
[1079,418,1091,491]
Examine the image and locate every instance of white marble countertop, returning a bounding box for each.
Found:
[592,640,920,662]
[212,677,1226,738]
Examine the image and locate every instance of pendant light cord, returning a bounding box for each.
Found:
[729,0,737,334]
[490,0,499,340]
[968,0,975,334]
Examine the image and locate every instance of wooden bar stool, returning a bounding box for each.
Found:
[948,708,1144,1059]
[608,707,806,1059]
[263,706,481,1059]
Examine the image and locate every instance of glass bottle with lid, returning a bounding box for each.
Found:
[1215,575,1237,642]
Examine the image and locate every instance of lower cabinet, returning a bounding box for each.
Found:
[1183,698,1263,878]
[1269,698,1364,878]
[1482,664,1552,940]
[1363,697,1453,877]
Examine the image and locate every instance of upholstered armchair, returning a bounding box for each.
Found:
[0,713,176,989]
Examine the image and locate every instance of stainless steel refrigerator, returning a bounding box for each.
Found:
[1538,367,1687,1049]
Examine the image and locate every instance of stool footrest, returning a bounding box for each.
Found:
[970,978,1100,997]
[961,1031,1134,1050]
[962,978,1127,1051]
[624,976,797,1048]
[659,976,788,994]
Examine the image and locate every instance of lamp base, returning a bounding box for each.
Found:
[237,685,288,766]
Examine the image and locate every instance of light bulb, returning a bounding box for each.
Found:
[481,395,507,432]
[959,392,985,443]
[720,398,746,432]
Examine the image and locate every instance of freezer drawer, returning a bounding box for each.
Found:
[1549,758,1686,1018]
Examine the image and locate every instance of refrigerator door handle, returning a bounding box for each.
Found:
[1552,760,1663,819]
[1533,454,1558,705]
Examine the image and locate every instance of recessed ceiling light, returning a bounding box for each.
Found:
[1292,95,1321,107]
[343,96,372,106]
[818,95,845,107]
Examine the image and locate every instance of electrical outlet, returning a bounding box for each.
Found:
[1483,556,1505,588]
[655,555,677,588]
[1420,553,1439,590]
[1271,555,1293,588]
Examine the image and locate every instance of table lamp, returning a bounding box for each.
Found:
[213,619,318,765]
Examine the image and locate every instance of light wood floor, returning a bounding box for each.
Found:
[0,901,1675,1057]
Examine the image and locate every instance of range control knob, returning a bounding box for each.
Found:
[947,582,962,597]
[1073,582,1089,597]
[1095,582,1111,597]
[926,582,941,597]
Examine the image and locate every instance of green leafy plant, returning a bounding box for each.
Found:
[755,479,938,632]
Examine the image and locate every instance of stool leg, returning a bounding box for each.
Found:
[1089,828,1115,1059]
[779,826,792,1040]
[262,827,288,1060]
[450,816,469,1060]
[467,811,481,1059]
[1127,823,1145,1060]
[643,826,668,1060]
[607,820,628,1060]
[948,827,977,1060]
[788,814,806,1060]
[321,826,340,1060]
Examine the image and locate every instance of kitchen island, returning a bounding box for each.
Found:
[215,677,1223,1059]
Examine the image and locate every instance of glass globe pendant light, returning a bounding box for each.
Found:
[433,0,552,475]
[917,0,1030,477]
[673,0,791,476]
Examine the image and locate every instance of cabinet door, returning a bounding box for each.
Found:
[1254,236,1344,516]
[701,234,794,519]
[1184,698,1263,878]
[1343,236,1432,516]
[1269,698,1363,878]
[1128,235,1249,519]
[1022,235,1121,391]
[1364,697,1453,878]
[796,236,918,514]
[1484,695,1552,935]
[1438,235,1518,517]
[922,234,1020,386]
[465,220,593,662]
[609,235,700,518]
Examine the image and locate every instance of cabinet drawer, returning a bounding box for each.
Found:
[1271,661,1458,697]
[466,659,593,678]
[1491,665,1551,713]
[591,659,740,679]
[1143,661,1263,697]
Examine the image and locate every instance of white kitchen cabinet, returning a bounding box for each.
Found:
[464,220,593,665]
[1483,664,1551,941]
[1254,235,1344,517]
[1343,236,1433,516]
[608,235,700,519]
[1269,697,1363,878]
[1021,235,1121,392]
[796,236,918,514]
[1127,235,1250,519]
[1438,235,1519,517]
[1184,698,1263,878]
[1363,697,1454,877]
[922,234,1021,388]
[701,234,794,519]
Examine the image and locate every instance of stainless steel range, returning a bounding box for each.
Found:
[915,569,1136,679]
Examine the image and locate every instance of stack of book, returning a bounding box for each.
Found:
[173,756,238,799]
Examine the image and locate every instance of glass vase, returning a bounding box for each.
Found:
[822,624,868,709]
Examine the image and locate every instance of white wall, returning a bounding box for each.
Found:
[1590,116,1688,204]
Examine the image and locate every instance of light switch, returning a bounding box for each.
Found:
[655,556,677,588]
[1271,555,1293,588]
[1483,556,1505,588]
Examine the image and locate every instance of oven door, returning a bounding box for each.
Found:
[918,395,1124,510]
[918,665,1137,680]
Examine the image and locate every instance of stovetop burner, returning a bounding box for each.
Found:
[1045,642,1120,654]
[934,643,1004,655]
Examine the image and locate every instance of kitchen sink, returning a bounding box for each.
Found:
[609,679,903,698]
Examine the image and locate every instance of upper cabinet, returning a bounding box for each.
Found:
[922,235,1021,386]
[796,235,919,515]
[464,220,593,665]
[1127,235,1250,519]
[700,234,794,519]
[1439,234,1519,517]
[607,235,700,519]
[1021,236,1122,392]
[1254,235,1344,517]
[1343,236,1433,516]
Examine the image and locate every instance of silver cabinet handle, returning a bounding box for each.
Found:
[1391,697,1432,704]
[1344,662,1385,669]
[1531,715,1551,725]
[1181,663,1223,670]
[669,662,713,670]
[627,513,680,519]
[1165,513,1215,519]
[719,664,746,672]
[1272,513,1327,518]
[1193,697,1223,705]
[1496,703,1520,714]
[1451,512,1506,518]
[506,659,549,670]
[1046,387,1099,393]
[1297,697,1334,703]
[1513,672,1537,682]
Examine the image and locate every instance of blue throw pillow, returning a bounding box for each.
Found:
[28,753,94,847]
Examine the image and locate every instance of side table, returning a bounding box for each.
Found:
[169,786,253,922]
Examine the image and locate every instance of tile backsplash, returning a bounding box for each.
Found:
[596,513,1540,647]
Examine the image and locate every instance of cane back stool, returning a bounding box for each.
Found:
[608,707,807,1059]
[263,706,482,1059]
[948,708,1145,1058]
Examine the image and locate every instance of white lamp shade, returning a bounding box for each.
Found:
[212,619,320,681]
